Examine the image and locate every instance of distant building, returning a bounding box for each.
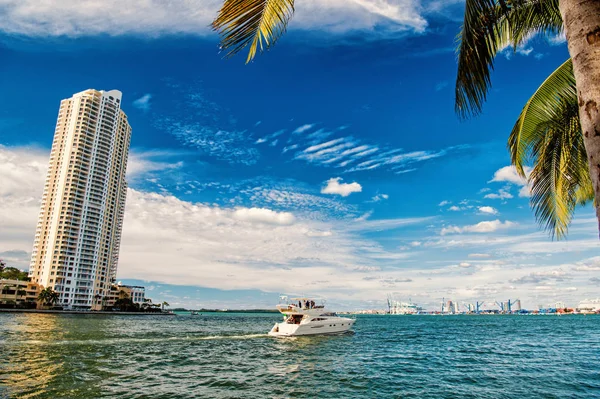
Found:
[103,283,147,309]
[28,89,132,310]
[0,279,41,305]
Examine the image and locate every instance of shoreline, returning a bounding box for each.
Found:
[0,308,175,316]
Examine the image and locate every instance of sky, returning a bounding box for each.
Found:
[0,0,598,311]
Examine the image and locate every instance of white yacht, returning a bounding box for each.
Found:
[268,297,355,337]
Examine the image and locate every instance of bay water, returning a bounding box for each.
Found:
[1,313,598,398]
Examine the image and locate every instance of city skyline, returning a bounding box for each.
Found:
[0,1,599,310]
[27,89,131,310]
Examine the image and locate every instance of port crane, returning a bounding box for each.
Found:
[494,299,520,313]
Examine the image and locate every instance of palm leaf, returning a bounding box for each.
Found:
[508,59,576,177]
[507,59,593,239]
[455,0,563,118]
[528,99,590,239]
[212,0,295,63]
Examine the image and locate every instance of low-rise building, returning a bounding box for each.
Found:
[0,279,40,305]
[96,282,147,310]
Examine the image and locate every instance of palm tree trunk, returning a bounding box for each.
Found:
[559,0,600,237]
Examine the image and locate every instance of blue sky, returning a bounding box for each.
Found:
[1,0,598,310]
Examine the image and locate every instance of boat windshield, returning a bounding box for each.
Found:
[320,312,337,317]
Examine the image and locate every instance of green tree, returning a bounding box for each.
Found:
[0,259,5,274]
[161,301,170,311]
[0,266,29,281]
[453,0,600,238]
[37,287,59,308]
[15,287,26,302]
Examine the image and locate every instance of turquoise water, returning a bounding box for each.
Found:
[1,313,599,398]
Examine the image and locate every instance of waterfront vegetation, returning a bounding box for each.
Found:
[0,259,29,281]
[212,0,600,238]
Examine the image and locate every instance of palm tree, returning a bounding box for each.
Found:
[37,287,59,308]
[455,0,600,238]
[161,301,170,311]
[15,286,26,302]
[211,0,600,237]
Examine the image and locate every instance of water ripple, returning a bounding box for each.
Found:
[0,314,599,398]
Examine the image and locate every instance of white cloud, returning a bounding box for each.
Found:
[478,206,498,215]
[441,220,517,235]
[132,93,152,111]
[4,145,599,309]
[468,253,491,258]
[321,177,362,197]
[232,208,295,225]
[518,185,532,198]
[488,165,532,198]
[490,166,530,185]
[292,124,315,134]
[548,32,567,46]
[0,0,428,38]
[484,189,513,200]
[305,230,333,237]
[126,150,184,178]
[371,193,389,202]
[448,206,462,211]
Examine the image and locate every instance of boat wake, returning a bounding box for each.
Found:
[2,333,269,346]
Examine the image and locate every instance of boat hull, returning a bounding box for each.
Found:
[268,318,355,337]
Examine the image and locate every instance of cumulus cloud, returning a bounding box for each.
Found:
[0,0,428,38]
[438,200,450,206]
[132,94,152,111]
[484,189,513,200]
[478,206,498,215]
[321,177,362,197]
[232,207,295,225]
[441,220,517,235]
[488,166,532,198]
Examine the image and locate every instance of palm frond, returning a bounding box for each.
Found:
[508,59,576,177]
[527,99,591,239]
[212,0,295,63]
[455,0,563,118]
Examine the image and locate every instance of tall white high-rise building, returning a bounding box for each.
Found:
[29,89,132,310]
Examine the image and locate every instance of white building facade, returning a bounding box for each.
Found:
[29,89,132,310]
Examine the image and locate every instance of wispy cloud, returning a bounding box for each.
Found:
[292,124,315,134]
[371,193,389,202]
[256,129,285,145]
[283,124,467,174]
[154,83,259,165]
[435,81,448,91]
[132,94,152,111]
